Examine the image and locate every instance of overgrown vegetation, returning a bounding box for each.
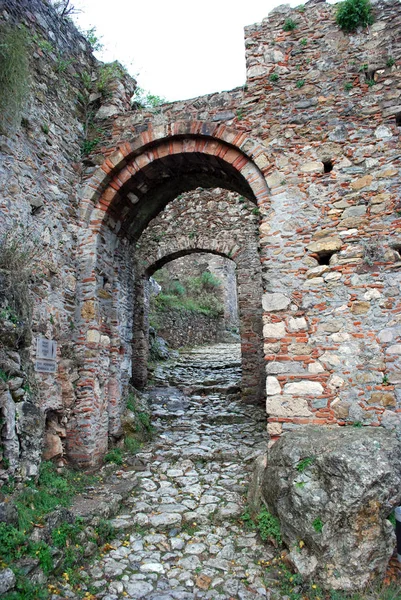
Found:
[131,86,166,109]
[150,269,224,321]
[283,18,298,32]
[1,462,116,599]
[241,506,282,545]
[0,23,30,134]
[96,61,127,97]
[0,226,40,338]
[336,0,374,32]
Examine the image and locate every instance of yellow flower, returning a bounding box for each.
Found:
[299,540,305,548]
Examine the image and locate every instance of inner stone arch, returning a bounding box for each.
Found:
[129,187,264,405]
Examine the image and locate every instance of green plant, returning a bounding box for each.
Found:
[336,0,374,32]
[83,26,103,52]
[55,55,73,73]
[104,448,123,465]
[0,23,30,133]
[0,369,10,382]
[359,63,369,72]
[252,207,260,215]
[367,78,375,87]
[297,4,305,12]
[269,72,279,82]
[386,57,395,68]
[296,456,315,472]
[97,62,127,96]
[300,38,307,46]
[256,506,282,544]
[236,108,244,120]
[81,137,100,156]
[131,86,166,109]
[312,517,323,532]
[124,435,141,454]
[283,18,298,32]
[344,82,353,91]
[32,34,54,54]
[382,373,389,385]
[296,79,305,88]
[41,123,49,134]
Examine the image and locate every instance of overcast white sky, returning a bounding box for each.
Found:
[70,0,305,101]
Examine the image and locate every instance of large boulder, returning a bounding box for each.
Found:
[262,426,401,591]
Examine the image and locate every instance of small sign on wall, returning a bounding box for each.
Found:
[35,338,57,373]
[35,359,57,373]
[36,338,57,360]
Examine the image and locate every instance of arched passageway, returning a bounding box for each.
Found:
[72,122,270,469]
[132,243,264,403]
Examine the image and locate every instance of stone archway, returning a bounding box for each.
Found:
[132,242,264,404]
[71,122,270,468]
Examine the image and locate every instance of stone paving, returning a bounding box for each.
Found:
[53,344,275,599]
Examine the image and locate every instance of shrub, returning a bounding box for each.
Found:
[269,73,279,82]
[97,62,127,96]
[0,24,30,134]
[256,506,282,544]
[283,18,297,32]
[104,448,123,465]
[336,0,374,32]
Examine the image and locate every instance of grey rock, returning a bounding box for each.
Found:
[261,427,401,590]
[0,568,15,594]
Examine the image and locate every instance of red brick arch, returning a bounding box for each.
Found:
[80,120,270,230]
[71,122,270,469]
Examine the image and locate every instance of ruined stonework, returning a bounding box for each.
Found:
[0,0,401,469]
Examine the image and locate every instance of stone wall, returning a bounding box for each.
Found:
[150,307,224,350]
[1,0,401,468]
[0,0,135,471]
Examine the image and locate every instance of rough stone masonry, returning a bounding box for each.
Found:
[0,0,401,470]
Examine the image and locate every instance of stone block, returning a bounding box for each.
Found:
[266,376,281,396]
[306,237,342,254]
[263,322,286,338]
[351,175,373,190]
[262,292,290,312]
[331,398,350,419]
[350,301,370,314]
[386,345,401,354]
[283,381,324,396]
[368,392,395,407]
[288,317,308,332]
[266,395,313,417]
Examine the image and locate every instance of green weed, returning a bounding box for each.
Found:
[296,456,315,472]
[0,23,30,133]
[269,73,279,82]
[283,18,297,32]
[336,0,374,32]
[312,517,323,532]
[104,448,123,465]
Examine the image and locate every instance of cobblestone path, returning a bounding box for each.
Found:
[58,344,274,600]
